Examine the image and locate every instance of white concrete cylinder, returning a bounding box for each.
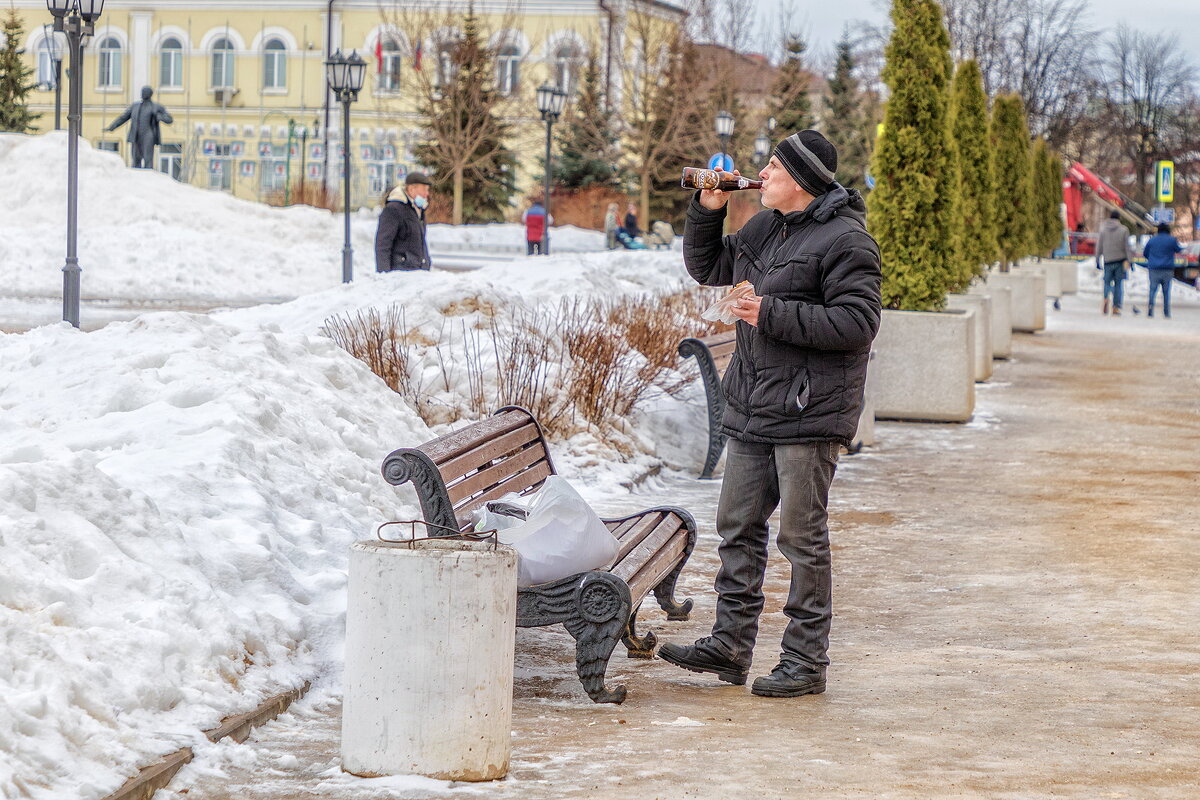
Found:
[946,294,993,382]
[342,539,518,781]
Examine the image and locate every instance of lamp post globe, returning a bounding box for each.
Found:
[536,84,566,256]
[345,50,367,98]
[715,110,734,171]
[78,0,105,23]
[46,0,71,19]
[754,133,770,167]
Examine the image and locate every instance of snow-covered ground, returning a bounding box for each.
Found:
[0,132,700,800]
[3,130,1199,800]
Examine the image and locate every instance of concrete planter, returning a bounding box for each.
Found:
[1017,260,1062,300]
[945,293,993,381]
[980,270,1045,332]
[873,309,975,423]
[968,284,1012,359]
[1019,257,1079,295]
[851,350,878,450]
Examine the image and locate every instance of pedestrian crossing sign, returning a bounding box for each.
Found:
[1155,160,1174,203]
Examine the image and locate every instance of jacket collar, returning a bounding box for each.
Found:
[770,182,861,228]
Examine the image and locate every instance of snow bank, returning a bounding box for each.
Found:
[0,240,708,798]
[0,133,605,305]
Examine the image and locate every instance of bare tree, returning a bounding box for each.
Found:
[1099,24,1194,206]
[383,1,524,224]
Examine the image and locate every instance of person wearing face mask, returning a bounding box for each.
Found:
[375,172,433,272]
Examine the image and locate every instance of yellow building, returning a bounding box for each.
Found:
[10,0,685,209]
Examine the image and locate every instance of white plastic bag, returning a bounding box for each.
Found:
[701,281,755,325]
[473,476,619,588]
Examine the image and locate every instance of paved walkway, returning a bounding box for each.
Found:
[161,288,1200,800]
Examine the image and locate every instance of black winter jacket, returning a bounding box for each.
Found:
[684,184,882,446]
[375,198,431,271]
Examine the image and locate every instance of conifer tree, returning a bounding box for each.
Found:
[769,35,812,134]
[411,7,517,223]
[553,49,622,189]
[948,59,997,288]
[823,33,872,190]
[1031,138,1064,257]
[0,9,39,133]
[991,94,1033,268]
[868,0,957,311]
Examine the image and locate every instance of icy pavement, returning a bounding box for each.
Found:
[157,287,1200,799]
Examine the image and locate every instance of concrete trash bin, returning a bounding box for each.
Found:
[342,538,518,781]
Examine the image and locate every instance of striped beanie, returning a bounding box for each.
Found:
[774,130,838,197]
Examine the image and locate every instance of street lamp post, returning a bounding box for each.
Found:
[42,24,64,130]
[325,49,366,283]
[754,133,770,169]
[715,110,735,172]
[47,0,105,329]
[536,83,567,256]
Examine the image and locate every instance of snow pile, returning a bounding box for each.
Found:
[0,133,605,305]
[0,246,708,799]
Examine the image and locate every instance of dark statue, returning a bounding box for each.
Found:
[105,86,174,169]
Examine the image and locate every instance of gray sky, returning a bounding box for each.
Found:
[759,0,1200,69]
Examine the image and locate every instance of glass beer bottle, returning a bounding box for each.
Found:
[680,167,763,191]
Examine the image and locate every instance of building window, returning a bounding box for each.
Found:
[379,38,402,93]
[434,43,455,89]
[211,37,235,89]
[263,38,287,90]
[158,143,183,180]
[209,143,232,190]
[37,38,58,88]
[554,42,582,95]
[495,44,520,95]
[98,36,122,88]
[160,37,183,88]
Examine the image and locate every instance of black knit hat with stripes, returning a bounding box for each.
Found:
[774,130,838,197]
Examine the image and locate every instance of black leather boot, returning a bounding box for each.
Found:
[658,637,749,685]
[751,662,827,697]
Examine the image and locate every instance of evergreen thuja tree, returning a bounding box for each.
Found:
[868,0,957,311]
[0,9,40,133]
[823,33,872,190]
[991,94,1033,268]
[1031,138,1064,257]
[553,49,622,189]
[948,59,998,288]
[769,35,812,134]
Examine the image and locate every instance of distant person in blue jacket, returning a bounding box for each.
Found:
[1143,222,1182,318]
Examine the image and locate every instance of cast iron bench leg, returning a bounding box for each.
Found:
[563,573,632,704]
[622,609,657,658]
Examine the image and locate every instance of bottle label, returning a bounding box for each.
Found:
[736,177,749,189]
[697,169,718,189]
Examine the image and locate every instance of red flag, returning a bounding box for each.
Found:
[414,41,422,71]
[375,39,383,73]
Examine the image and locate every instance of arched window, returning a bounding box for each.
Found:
[159,37,183,88]
[379,38,402,92]
[263,38,287,89]
[495,44,520,95]
[37,37,59,88]
[211,37,235,88]
[97,36,122,88]
[554,42,582,95]
[434,42,456,89]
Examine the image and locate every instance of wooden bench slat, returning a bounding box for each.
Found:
[698,331,736,349]
[713,354,734,374]
[446,443,544,505]
[453,461,553,527]
[626,534,689,603]
[610,512,669,564]
[437,423,541,484]
[708,341,737,360]
[610,513,684,584]
[605,516,644,539]
[423,409,533,465]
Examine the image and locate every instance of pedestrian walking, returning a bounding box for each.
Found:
[1097,211,1130,315]
[659,130,882,698]
[603,202,620,250]
[374,172,432,272]
[1143,222,1182,318]
[522,197,551,255]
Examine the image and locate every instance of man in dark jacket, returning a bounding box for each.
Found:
[375,172,432,272]
[659,130,882,698]
[1143,222,1182,318]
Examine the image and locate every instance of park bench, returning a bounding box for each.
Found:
[381,406,698,704]
[678,331,737,479]
[679,331,874,477]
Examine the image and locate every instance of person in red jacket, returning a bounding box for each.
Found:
[522,196,552,255]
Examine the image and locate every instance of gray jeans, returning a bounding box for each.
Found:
[711,438,839,672]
